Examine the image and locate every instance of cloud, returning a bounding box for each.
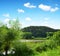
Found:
[44,18,49,20]
[50,7,59,12]
[4,18,16,24]
[24,2,36,8]
[4,18,21,28]
[38,4,51,11]
[4,18,10,23]
[12,19,16,21]
[17,9,24,13]
[4,18,10,28]
[25,17,31,21]
[38,4,59,12]
[3,14,10,17]
[43,18,49,26]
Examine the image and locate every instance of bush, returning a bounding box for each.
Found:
[36,42,47,53]
[51,31,60,45]
[36,31,60,53]
[22,32,32,39]
[12,42,34,56]
[36,39,57,53]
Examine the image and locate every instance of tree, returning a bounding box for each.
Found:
[22,32,32,39]
[0,18,22,56]
[51,31,60,45]
[22,26,57,38]
[9,18,21,30]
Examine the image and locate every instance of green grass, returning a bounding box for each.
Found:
[34,46,60,56]
[22,41,60,56]
[22,42,41,50]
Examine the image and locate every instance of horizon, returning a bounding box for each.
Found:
[0,0,60,29]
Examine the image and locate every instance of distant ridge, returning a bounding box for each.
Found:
[22,26,59,37]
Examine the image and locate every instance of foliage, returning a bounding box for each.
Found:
[12,42,34,56]
[0,19,60,56]
[9,18,21,30]
[36,40,56,53]
[50,31,60,45]
[0,19,22,56]
[35,31,60,53]
[22,26,58,38]
[35,46,60,56]
[22,32,32,39]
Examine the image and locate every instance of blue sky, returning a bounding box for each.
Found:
[0,0,60,29]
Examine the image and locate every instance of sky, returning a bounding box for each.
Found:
[0,0,60,29]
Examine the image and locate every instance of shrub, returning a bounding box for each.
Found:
[36,39,57,53]
[22,32,32,39]
[36,42,47,53]
[12,42,34,56]
[51,31,60,45]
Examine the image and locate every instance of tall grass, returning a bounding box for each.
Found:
[35,46,60,56]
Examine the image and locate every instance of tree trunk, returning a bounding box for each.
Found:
[5,45,9,56]
[5,50,8,56]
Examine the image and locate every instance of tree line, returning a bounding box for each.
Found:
[22,26,59,39]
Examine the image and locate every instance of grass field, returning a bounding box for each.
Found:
[21,41,60,56]
[35,46,60,56]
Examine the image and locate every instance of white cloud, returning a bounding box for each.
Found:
[3,14,10,17]
[50,7,59,12]
[38,4,51,11]
[4,18,10,23]
[43,18,49,26]
[44,21,48,23]
[44,18,49,20]
[13,19,16,21]
[4,18,21,28]
[3,18,10,28]
[38,4,59,12]
[25,17,31,21]
[24,2,36,8]
[17,9,24,13]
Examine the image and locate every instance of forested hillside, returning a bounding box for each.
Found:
[22,26,59,38]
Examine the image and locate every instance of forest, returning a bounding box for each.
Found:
[22,26,59,38]
[0,19,60,56]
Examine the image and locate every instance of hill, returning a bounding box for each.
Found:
[22,26,59,38]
